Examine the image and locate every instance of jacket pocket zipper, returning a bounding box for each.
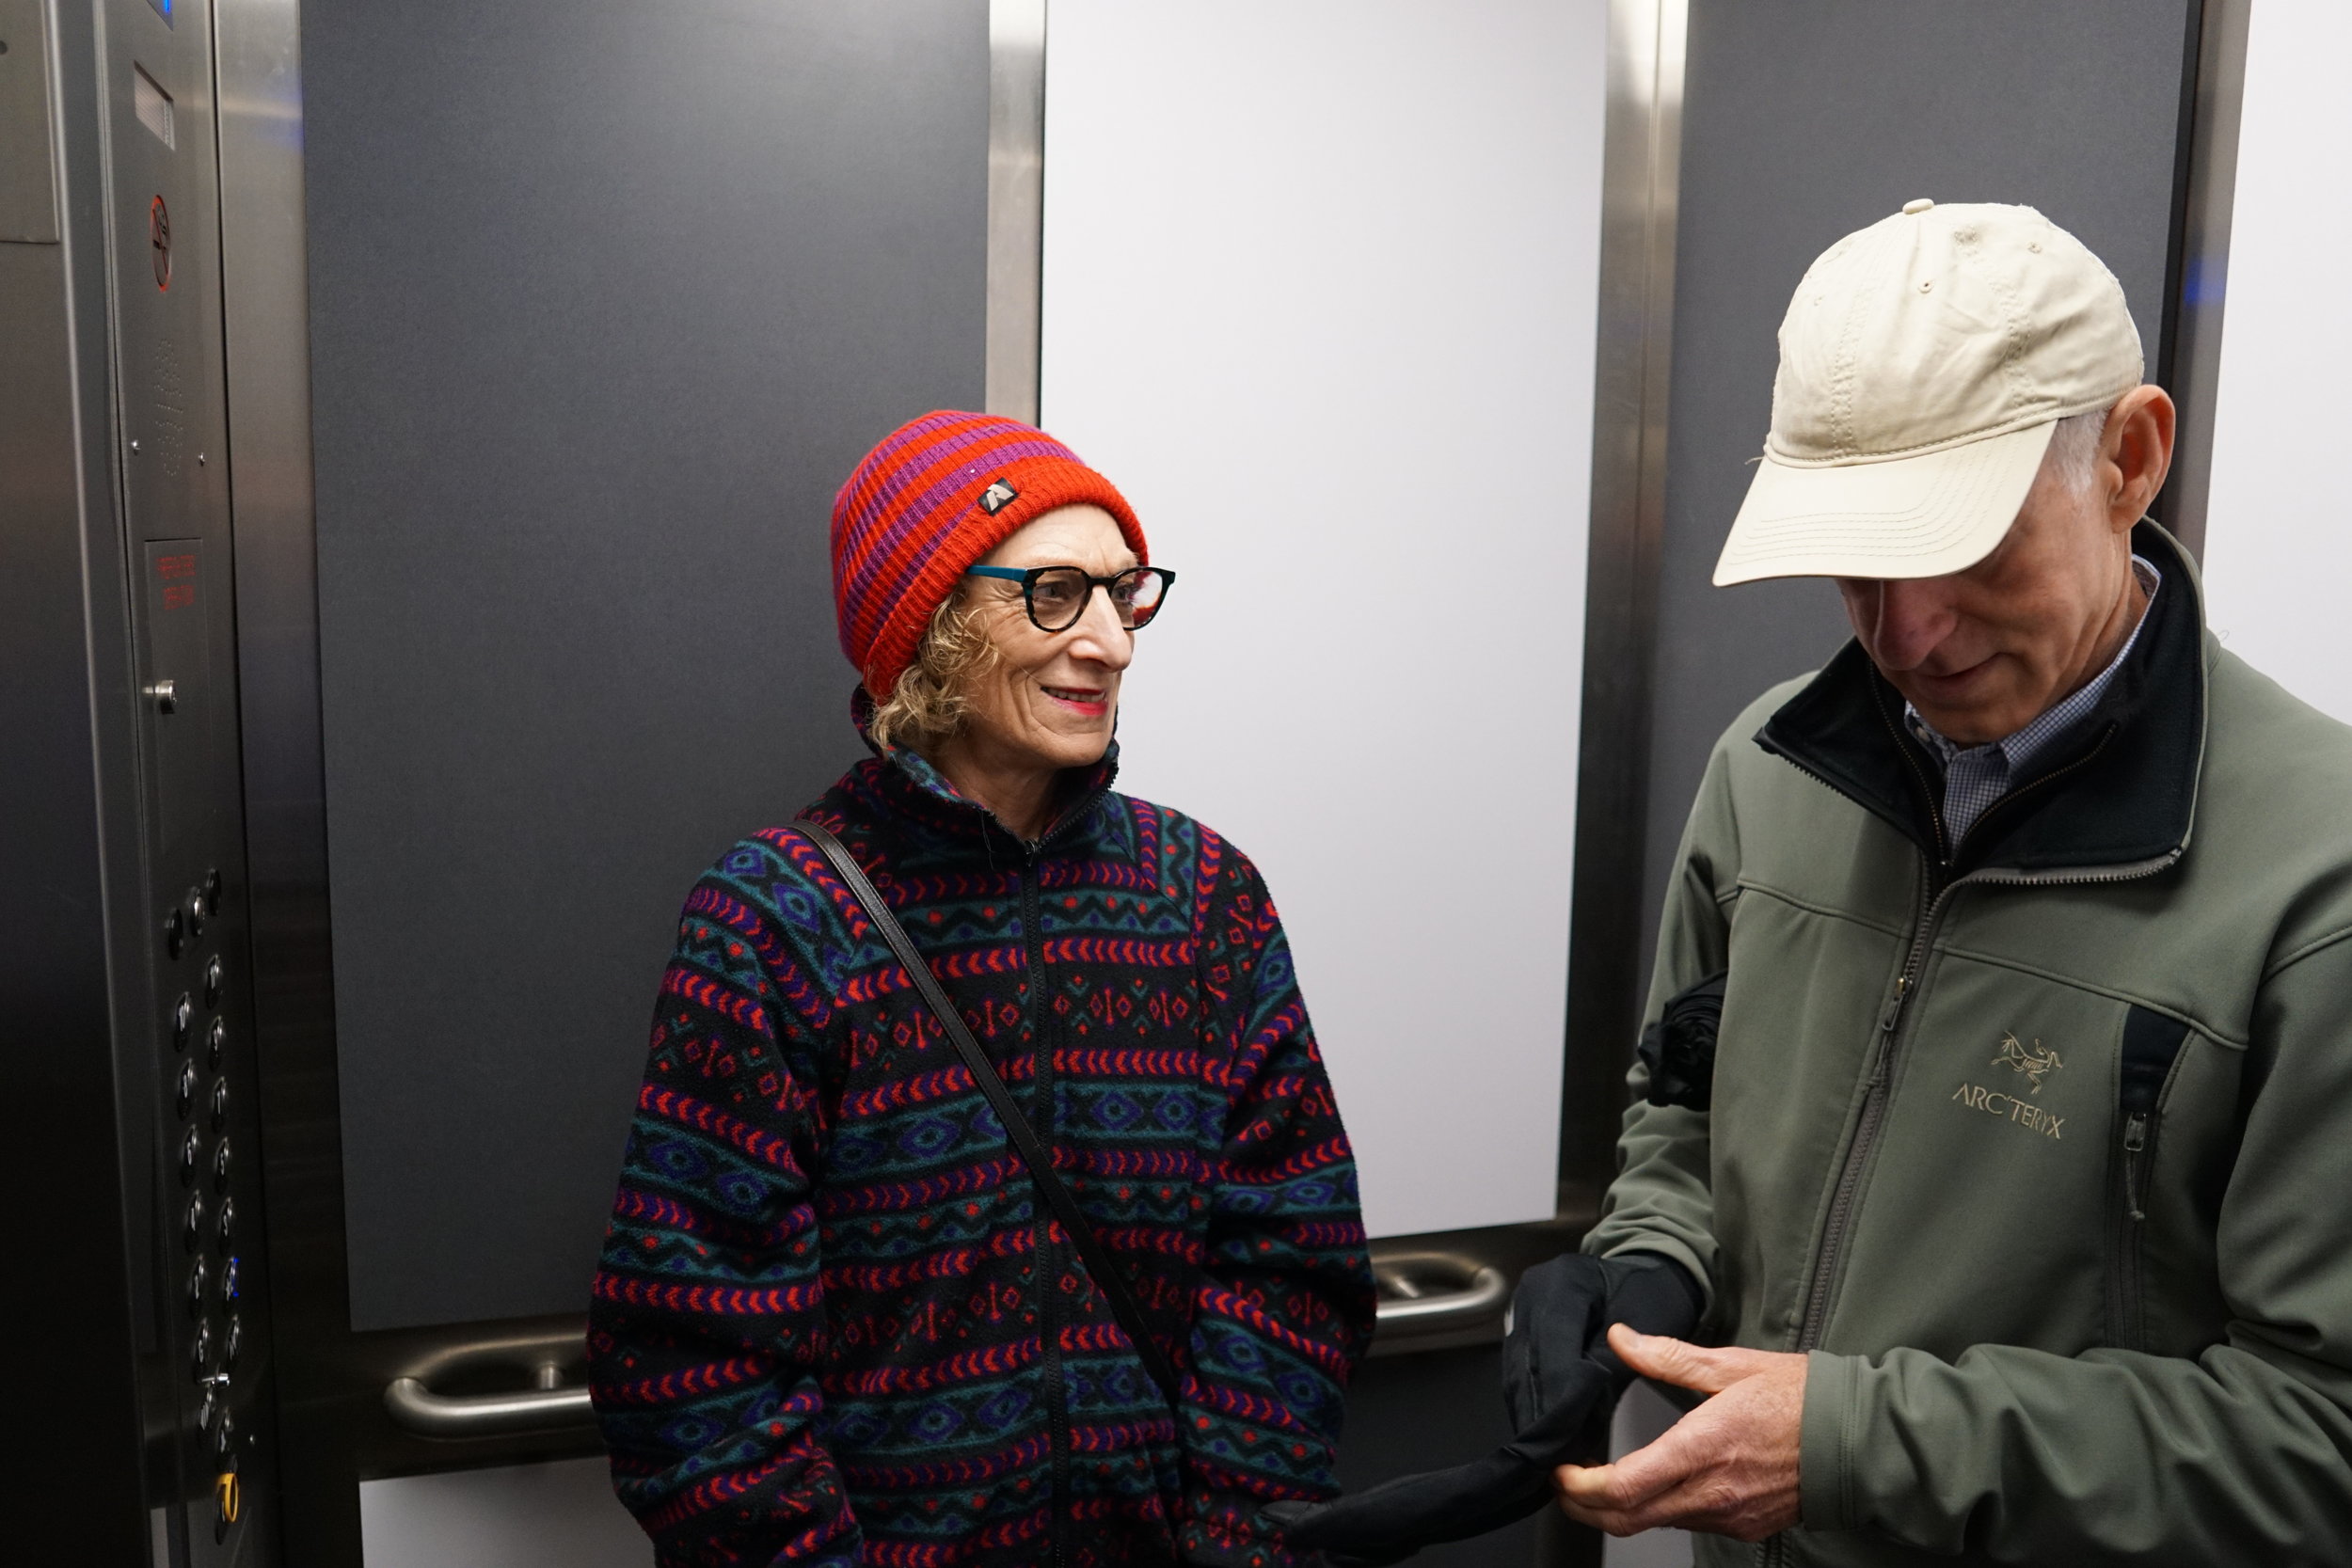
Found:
[2112,1111,2153,1351]
[2112,1006,2190,1352]
[2122,1112,2152,1221]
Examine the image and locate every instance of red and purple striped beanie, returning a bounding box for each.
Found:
[831,410,1148,698]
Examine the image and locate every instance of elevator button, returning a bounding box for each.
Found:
[176,1062,198,1118]
[190,1321,212,1379]
[213,1136,231,1192]
[172,993,194,1051]
[182,1128,202,1186]
[214,1414,234,1460]
[187,1258,209,1318]
[199,1387,218,1434]
[215,1468,241,1536]
[207,1017,226,1069]
[184,1195,206,1252]
[185,888,208,938]
[210,1076,229,1128]
[203,956,224,1008]
[224,1315,242,1369]
[220,1255,239,1305]
[216,1196,235,1250]
[204,866,223,907]
[165,907,185,958]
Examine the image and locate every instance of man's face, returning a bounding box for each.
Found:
[1835,440,2138,746]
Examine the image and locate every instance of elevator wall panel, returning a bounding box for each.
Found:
[1041,0,1608,1241]
[1640,0,2197,963]
[303,0,990,1330]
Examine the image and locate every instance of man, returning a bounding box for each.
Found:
[1277,202,2352,1564]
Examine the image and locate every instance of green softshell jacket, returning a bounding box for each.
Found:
[1586,524,2352,1566]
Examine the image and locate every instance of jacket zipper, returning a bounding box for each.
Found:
[1789,703,1951,1357]
[1021,846,1072,1567]
[1793,868,1946,1357]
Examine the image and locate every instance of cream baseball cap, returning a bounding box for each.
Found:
[1712,200,2144,586]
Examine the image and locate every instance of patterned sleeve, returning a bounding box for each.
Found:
[588,853,862,1566]
[1175,841,1379,1567]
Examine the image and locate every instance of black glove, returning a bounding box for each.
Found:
[1262,1252,1701,1566]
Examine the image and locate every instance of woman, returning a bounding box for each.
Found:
[589,411,1375,1567]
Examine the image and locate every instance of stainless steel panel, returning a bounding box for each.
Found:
[213,0,358,1556]
[100,0,229,545]
[1559,0,1687,1208]
[138,539,216,855]
[2155,0,2249,562]
[985,0,1044,421]
[0,0,58,239]
[0,206,157,1568]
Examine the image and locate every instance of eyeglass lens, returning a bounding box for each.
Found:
[1028,567,1169,631]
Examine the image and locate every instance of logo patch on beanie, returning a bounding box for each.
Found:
[978,479,1019,515]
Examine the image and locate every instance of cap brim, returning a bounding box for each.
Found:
[1712,420,2056,585]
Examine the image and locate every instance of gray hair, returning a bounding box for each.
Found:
[2041,406,2111,497]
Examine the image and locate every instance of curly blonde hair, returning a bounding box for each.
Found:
[866,590,1002,752]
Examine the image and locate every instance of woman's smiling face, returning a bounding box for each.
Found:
[953,504,1136,775]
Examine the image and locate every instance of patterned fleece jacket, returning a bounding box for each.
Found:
[588,733,1375,1568]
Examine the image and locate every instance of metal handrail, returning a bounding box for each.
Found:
[1372,1254,1512,1331]
[382,1328,592,1438]
[385,1253,1517,1437]
[384,1371,592,1438]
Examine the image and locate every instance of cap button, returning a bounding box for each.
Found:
[1901,198,1935,215]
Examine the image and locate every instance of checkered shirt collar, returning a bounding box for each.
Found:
[1906,555,2163,777]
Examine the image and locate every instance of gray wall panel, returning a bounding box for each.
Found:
[1640,0,2195,965]
[305,0,989,1329]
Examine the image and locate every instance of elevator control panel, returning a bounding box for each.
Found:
[104,0,276,1557]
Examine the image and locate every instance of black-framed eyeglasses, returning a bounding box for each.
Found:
[964,564,1177,633]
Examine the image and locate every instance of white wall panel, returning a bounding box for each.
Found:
[2201,1,2352,722]
[1041,0,1608,1237]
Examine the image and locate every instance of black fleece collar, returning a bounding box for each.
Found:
[844,683,1120,854]
[1755,522,2206,876]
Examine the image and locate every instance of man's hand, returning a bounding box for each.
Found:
[1552,1324,1805,1542]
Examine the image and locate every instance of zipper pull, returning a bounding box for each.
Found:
[1877,974,1910,1034]
[2123,1112,2149,1222]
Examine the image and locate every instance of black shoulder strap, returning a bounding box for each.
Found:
[793,818,1182,1409]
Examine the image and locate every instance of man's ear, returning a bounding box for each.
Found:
[2105,384,2176,531]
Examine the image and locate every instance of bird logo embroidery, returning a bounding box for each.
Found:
[1993,1031,2061,1093]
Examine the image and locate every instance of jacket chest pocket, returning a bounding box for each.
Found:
[1824,962,2204,1358]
